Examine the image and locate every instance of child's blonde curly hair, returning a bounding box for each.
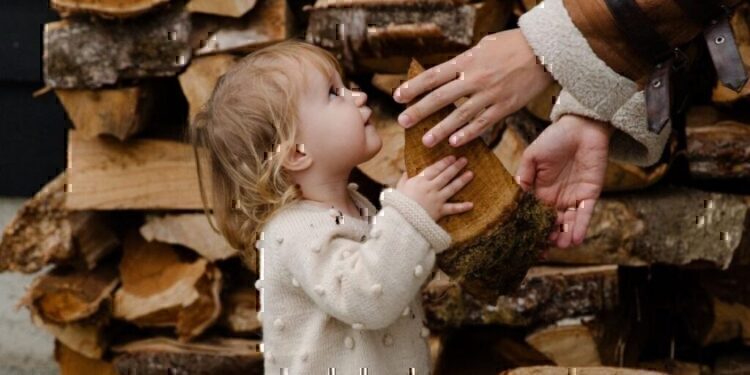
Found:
[187,39,344,271]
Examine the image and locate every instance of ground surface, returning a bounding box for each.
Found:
[0,197,57,375]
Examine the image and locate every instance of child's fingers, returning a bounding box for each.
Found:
[420,155,456,180]
[440,201,473,216]
[439,170,473,198]
[433,157,468,188]
[396,171,408,189]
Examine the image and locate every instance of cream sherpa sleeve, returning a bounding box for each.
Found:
[518,0,671,166]
[279,188,452,330]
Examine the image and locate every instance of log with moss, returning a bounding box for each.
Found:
[111,337,263,375]
[50,0,170,19]
[403,59,555,302]
[501,366,667,375]
[423,266,618,328]
[544,186,750,268]
[43,4,191,89]
[304,0,511,74]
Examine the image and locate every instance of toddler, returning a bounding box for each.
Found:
[189,39,475,374]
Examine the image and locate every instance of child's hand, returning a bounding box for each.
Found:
[396,155,474,221]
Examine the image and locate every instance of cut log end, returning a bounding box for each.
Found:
[403,58,555,302]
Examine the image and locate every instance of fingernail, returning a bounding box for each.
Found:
[394,87,402,102]
[449,135,458,145]
[423,133,434,146]
[398,113,411,127]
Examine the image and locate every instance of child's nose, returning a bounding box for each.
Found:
[354,90,367,106]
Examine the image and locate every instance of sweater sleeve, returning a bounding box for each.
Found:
[279,188,452,330]
[520,0,670,167]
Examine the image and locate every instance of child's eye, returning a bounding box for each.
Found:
[329,86,340,99]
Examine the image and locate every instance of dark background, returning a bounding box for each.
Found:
[0,1,68,197]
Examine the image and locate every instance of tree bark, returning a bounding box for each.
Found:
[44,4,191,89]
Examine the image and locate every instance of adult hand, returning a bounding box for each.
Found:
[392,28,554,148]
[515,114,614,249]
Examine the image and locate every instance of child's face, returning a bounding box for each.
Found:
[295,65,382,174]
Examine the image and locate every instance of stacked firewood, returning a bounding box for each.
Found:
[0,0,749,373]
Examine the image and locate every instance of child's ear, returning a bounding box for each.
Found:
[282,143,312,172]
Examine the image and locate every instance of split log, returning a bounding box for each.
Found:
[423,266,618,328]
[111,337,263,375]
[404,59,555,302]
[501,366,666,375]
[56,340,118,375]
[43,4,191,89]
[638,361,708,375]
[30,312,108,359]
[192,0,292,56]
[140,213,240,262]
[54,84,157,141]
[371,73,405,96]
[0,172,120,273]
[525,318,602,367]
[66,130,213,210]
[20,261,118,325]
[711,4,750,104]
[187,0,258,17]
[178,54,238,124]
[686,121,750,179]
[544,186,750,268]
[218,286,261,334]
[714,350,750,374]
[437,325,553,373]
[428,334,445,373]
[113,230,222,341]
[50,0,170,19]
[304,0,512,74]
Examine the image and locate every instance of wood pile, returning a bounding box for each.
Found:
[0,0,749,373]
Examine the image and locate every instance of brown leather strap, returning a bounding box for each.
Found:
[602,0,673,65]
[645,60,673,134]
[704,14,749,92]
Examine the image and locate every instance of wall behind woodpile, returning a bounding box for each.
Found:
[0,1,66,373]
[0,0,69,197]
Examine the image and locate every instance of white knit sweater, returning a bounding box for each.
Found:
[255,182,453,374]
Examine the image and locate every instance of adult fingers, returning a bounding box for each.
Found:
[572,198,595,245]
[420,92,490,148]
[447,102,506,148]
[397,79,474,144]
[555,208,577,248]
[393,56,463,105]
[419,155,457,181]
[515,148,537,192]
[548,210,563,243]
